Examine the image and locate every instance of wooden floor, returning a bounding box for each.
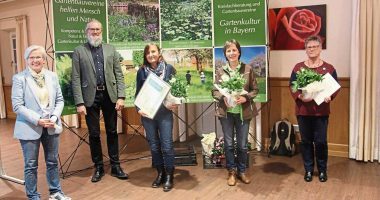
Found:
[1,118,380,200]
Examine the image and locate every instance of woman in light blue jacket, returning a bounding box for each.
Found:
[12,45,70,200]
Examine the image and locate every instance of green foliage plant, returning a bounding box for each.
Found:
[220,72,246,93]
[161,0,211,41]
[168,76,187,98]
[291,68,323,92]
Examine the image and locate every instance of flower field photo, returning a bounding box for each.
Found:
[108,0,159,50]
[160,0,212,48]
[161,48,214,103]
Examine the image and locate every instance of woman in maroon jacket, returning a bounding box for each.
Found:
[289,36,339,183]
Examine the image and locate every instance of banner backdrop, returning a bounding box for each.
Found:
[52,0,108,51]
[53,0,108,115]
[213,0,266,46]
[52,0,268,114]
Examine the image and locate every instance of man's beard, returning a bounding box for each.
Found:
[87,35,102,47]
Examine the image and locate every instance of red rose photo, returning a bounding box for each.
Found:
[269,4,326,50]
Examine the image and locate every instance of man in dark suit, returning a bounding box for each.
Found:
[71,19,128,182]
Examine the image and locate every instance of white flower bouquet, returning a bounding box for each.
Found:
[201,132,216,157]
[291,68,324,99]
[164,76,187,107]
[215,71,247,107]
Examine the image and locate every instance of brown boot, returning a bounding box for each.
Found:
[237,172,251,184]
[227,170,237,186]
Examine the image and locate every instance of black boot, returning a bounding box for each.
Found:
[163,167,174,192]
[152,166,165,188]
[111,165,129,180]
[91,165,105,183]
[304,171,313,182]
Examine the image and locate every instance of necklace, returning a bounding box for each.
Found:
[307,59,321,68]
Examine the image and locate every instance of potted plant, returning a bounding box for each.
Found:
[211,137,225,165]
[291,67,324,99]
[164,76,187,106]
[214,71,247,107]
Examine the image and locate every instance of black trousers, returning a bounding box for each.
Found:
[297,116,329,173]
[85,90,119,167]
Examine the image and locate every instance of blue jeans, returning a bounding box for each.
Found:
[141,106,175,169]
[20,129,62,200]
[219,113,250,173]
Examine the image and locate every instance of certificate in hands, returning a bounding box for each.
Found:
[313,73,341,105]
[134,73,171,119]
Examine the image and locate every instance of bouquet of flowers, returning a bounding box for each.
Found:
[164,76,187,106]
[215,71,247,107]
[211,137,225,164]
[291,68,324,99]
[210,137,252,164]
[211,137,225,157]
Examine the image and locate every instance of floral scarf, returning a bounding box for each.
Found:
[29,68,45,88]
[144,61,166,80]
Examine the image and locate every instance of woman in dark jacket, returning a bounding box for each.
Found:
[212,39,259,186]
[135,43,177,192]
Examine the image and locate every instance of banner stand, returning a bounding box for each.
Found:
[58,113,149,179]
[116,112,147,155]
[0,138,25,185]
[58,116,111,179]
[251,100,272,156]
[173,102,215,140]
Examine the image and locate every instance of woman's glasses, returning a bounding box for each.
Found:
[306,45,320,50]
[28,56,43,61]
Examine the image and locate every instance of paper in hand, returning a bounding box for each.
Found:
[313,73,341,105]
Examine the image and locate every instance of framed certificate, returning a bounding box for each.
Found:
[134,73,171,119]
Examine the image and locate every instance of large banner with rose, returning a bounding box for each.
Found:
[268,4,326,50]
[52,0,268,112]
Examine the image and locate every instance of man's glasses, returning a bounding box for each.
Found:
[87,28,102,32]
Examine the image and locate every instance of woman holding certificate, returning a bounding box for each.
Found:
[212,39,259,186]
[289,35,339,183]
[135,43,177,192]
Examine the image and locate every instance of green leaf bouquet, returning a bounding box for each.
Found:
[168,76,187,98]
[291,68,324,93]
[220,71,246,93]
[164,76,187,106]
